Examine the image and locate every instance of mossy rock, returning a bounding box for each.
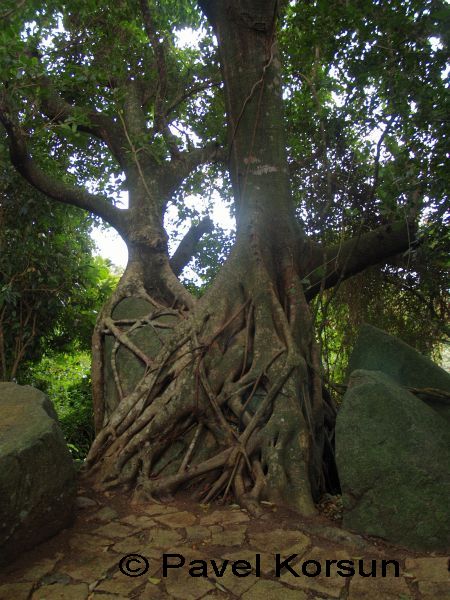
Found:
[0,383,76,565]
[336,370,450,552]
[103,313,179,418]
[348,324,450,423]
[111,297,153,320]
[348,323,450,391]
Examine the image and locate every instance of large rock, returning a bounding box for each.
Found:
[348,323,450,423]
[336,370,450,551]
[348,323,450,390]
[0,383,76,565]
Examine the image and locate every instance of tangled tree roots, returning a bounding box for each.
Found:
[83,258,339,516]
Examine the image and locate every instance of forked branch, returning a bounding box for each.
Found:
[170,216,214,276]
[139,0,180,158]
[34,75,129,168]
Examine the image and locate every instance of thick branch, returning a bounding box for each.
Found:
[180,141,226,173]
[139,0,167,102]
[170,216,213,276]
[305,219,416,299]
[41,91,128,168]
[20,50,129,167]
[0,98,127,234]
[36,79,105,136]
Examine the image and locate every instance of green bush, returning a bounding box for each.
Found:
[22,351,94,461]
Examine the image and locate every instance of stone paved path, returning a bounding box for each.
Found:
[1,489,449,600]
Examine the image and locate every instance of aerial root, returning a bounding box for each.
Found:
[88,330,294,505]
[85,277,334,513]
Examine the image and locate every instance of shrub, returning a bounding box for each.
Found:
[22,351,94,461]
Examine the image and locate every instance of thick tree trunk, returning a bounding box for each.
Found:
[86,233,337,514]
[91,234,193,431]
[84,0,338,516]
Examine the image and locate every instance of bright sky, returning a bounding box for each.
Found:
[91,224,129,268]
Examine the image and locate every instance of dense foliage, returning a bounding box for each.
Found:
[278,0,449,377]
[0,160,119,380]
[0,156,119,458]
[22,351,94,460]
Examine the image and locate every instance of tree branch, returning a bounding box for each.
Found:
[368,114,397,205]
[381,272,450,339]
[165,77,222,119]
[161,140,225,199]
[170,216,213,276]
[40,88,128,168]
[139,0,181,158]
[304,219,416,299]
[0,95,127,234]
[20,50,129,168]
[180,141,226,173]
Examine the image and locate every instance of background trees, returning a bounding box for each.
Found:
[0,142,118,456]
[279,0,449,382]
[0,156,118,380]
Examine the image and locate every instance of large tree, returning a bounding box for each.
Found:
[0,0,447,514]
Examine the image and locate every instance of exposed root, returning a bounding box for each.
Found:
[85,246,338,515]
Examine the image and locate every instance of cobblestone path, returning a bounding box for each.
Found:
[1,489,448,600]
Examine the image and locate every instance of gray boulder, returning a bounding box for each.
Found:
[347,323,450,390]
[336,370,450,552]
[0,383,76,565]
[348,323,450,423]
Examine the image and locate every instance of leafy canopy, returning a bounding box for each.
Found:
[0,0,448,365]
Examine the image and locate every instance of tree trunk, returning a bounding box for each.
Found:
[86,237,337,514]
[84,0,338,516]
